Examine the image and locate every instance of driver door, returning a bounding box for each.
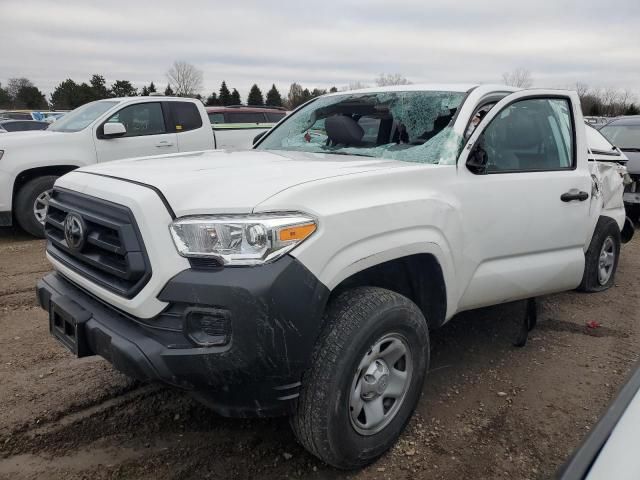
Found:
[454,90,591,311]
[94,101,178,162]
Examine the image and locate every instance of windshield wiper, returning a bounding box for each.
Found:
[620,147,640,152]
[324,151,375,158]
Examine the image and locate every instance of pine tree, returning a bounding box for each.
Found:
[219,81,232,105]
[247,84,264,106]
[205,92,219,106]
[141,86,149,96]
[148,82,157,93]
[231,88,241,105]
[164,84,174,96]
[265,84,283,107]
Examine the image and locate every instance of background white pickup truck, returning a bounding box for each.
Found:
[0,96,215,236]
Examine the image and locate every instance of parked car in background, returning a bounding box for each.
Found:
[599,116,640,220]
[0,96,215,236]
[0,110,66,122]
[206,105,287,149]
[37,84,632,469]
[584,116,610,128]
[0,119,49,133]
[558,361,640,480]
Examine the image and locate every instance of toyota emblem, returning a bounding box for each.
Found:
[64,213,86,251]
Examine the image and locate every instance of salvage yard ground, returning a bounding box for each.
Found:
[0,226,638,480]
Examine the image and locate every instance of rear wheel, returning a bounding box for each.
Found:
[15,176,57,238]
[578,217,621,292]
[291,287,430,469]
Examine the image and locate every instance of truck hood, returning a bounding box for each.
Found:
[0,129,68,147]
[76,149,409,216]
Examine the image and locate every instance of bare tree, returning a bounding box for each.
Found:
[375,73,411,86]
[501,68,533,88]
[575,82,589,99]
[343,81,369,91]
[7,77,34,101]
[166,61,203,97]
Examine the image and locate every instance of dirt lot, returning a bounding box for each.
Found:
[0,226,638,480]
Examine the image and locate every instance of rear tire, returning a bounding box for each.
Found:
[578,216,621,292]
[291,287,429,469]
[15,176,57,238]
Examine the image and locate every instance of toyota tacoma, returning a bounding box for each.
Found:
[37,84,633,468]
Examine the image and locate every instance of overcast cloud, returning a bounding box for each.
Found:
[1,0,639,99]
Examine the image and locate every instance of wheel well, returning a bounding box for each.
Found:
[12,165,78,205]
[330,254,447,329]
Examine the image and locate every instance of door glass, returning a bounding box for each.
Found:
[170,102,203,132]
[105,102,166,137]
[479,98,574,172]
[225,112,266,123]
[208,112,225,124]
[266,112,286,122]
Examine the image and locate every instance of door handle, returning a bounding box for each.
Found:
[560,189,589,202]
[155,142,174,148]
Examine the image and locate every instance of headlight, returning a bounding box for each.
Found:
[169,213,317,265]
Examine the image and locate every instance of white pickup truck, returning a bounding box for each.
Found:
[0,97,215,236]
[37,84,634,469]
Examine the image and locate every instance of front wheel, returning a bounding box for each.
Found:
[14,176,57,238]
[291,287,430,469]
[578,216,621,292]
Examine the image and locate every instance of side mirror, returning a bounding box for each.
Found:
[102,122,127,138]
[253,131,267,145]
[466,144,489,174]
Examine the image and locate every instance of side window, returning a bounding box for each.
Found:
[266,112,286,122]
[208,113,225,124]
[105,102,166,137]
[170,102,203,132]
[478,98,574,173]
[225,112,266,124]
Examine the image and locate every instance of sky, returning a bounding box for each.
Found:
[1,0,639,101]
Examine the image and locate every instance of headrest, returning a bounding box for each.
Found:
[325,115,364,146]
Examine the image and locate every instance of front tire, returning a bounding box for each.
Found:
[15,176,57,238]
[578,216,621,292]
[291,287,430,469]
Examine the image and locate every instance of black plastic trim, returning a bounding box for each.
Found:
[37,255,331,417]
[76,171,176,219]
[557,361,640,479]
[0,211,11,227]
[45,187,152,299]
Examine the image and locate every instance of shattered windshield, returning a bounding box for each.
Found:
[256,91,466,165]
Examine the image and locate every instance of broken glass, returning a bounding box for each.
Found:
[257,90,466,165]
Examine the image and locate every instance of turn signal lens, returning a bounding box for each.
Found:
[279,223,316,242]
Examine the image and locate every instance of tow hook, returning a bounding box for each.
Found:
[622,216,635,244]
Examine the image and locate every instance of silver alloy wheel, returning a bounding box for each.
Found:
[598,236,615,285]
[349,333,412,435]
[33,189,52,225]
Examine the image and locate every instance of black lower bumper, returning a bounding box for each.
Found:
[0,211,12,227]
[37,256,329,417]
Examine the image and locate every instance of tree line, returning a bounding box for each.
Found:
[0,75,338,111]
[3,64,638,116]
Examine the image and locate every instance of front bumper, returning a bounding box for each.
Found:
[37,256,329,417]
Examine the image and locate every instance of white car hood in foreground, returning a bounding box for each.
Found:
[76,149,409,216]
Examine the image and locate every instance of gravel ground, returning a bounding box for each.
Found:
[0,226,638,480]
